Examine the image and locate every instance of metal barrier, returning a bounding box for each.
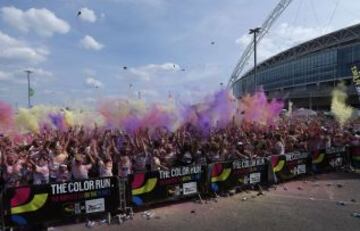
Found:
[312,147,346,173]
[270,151,311,181]
[2,177,120,228]
[349,145,360,170]
[208,157,268,194]
[130,165,206,207]
[0,145,356,229]
[116,177,133,221]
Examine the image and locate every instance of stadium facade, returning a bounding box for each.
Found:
[233,23,360,110]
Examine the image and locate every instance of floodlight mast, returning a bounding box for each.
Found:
[227,0,294,89]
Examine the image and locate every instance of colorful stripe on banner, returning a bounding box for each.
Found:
[132,178,157,195]
[211,168,231,182]
[272,159,285,172]
[11,187,31,207]
[312,152,325,164]
[11,193,48,214]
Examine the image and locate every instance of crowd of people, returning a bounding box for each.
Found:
[0,114,359,188]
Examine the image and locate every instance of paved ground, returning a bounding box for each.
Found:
[59,172,360,231]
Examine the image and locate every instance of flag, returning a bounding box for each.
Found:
[29,88,35,97]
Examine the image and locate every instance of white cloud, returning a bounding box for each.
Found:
[0,68,54,86]
[83,68,97,76]
[0,31,49,63]
[0,87,9,92]
[115,62,222,103]
[1,6,70,37]
[80,35,104,51]
[78,7,97,23]
[85,77,103,88]
[141,89,159,97]
[43,89,55,95]
[109,0,166,7]
[0,70,10,80]
[24,68,54,78]
[126,62,180,81]
[235,23,328,61]
[84,97,97,103]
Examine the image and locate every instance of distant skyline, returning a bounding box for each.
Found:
[1,0,360,107]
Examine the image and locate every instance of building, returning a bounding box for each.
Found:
[233,23,360,110]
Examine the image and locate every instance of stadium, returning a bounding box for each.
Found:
[233,23,360,110]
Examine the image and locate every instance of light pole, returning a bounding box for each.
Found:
[249,27,261,91]
[25,70,33,108]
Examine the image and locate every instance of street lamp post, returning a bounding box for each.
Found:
[25,70,33,108]
[249,27,261,91]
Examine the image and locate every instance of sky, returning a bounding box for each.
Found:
[1,0,360,108]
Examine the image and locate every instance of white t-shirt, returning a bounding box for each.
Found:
[164,152,176,166]
[152,156,161,171]
[118,156,132,177]
[275,141,285,155]
[56,169,70,182]
[71,160,92,180]
[33,165,50,185]
[133,154,147,172]
[6,160,23,178]
[99,161,113,177]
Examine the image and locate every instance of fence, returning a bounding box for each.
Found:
[131,165,205,206]
[1,177,119,228]
[0,145,359,229]
[208,157,268,193]
[349,145,360,170]
[311,147,347,173]
[271,151,311,181]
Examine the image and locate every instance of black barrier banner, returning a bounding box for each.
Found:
[131,165,205,206]
[349,145,360,170]
[271,152,310,181]
[209,158,267,193]
[312,147,346,172]
[3,177,119,227]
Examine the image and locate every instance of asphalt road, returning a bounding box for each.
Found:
[59,172,360,231]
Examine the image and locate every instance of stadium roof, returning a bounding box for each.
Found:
[240,23,360,79]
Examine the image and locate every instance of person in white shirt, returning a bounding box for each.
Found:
[31,157,50,185]
[274,134,285,155]
[133,152,147,172]
[71,152,94,180]
[5,153,24,187]
[99,159,113,177]
[56,164,70,182]
[49,142,68,182]
[118,155,132,178]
